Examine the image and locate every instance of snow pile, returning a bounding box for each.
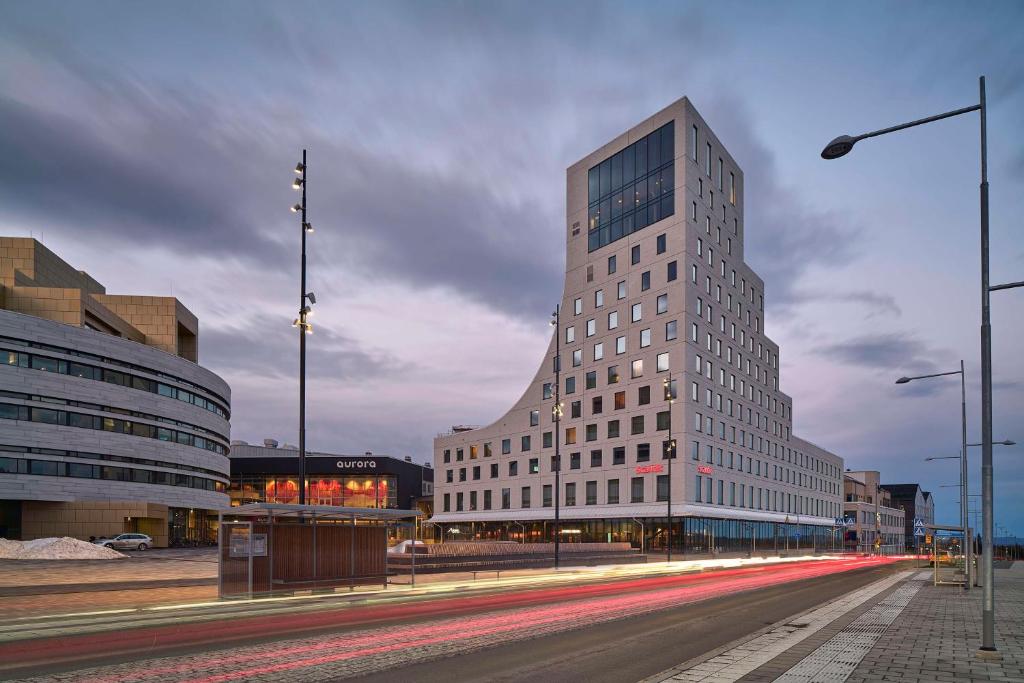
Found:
[0,537,125,560]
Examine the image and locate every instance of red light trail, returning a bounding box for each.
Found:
[20,556,897,683]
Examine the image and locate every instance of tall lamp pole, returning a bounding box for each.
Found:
[822,76,1023,655]
[897,361,969,586]
[551,305,562,569]
[663,374,675,563]
[291,151,315,505]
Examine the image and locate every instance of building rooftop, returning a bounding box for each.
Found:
[0,237,199,361]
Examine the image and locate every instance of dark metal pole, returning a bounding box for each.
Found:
[299,149,307,505]
[553,304,561,569]
[978,75,996,654]
[664,374,673,563]
[961,360,971,589]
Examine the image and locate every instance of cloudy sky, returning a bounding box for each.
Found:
[1,1,1022,533]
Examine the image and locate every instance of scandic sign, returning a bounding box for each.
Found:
[634,464,664,474]
[697,465,713,474]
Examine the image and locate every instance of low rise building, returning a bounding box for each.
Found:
[882,483,936,551]
[228,440,433,523]
[843,470,905,553]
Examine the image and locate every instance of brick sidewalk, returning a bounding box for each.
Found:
[650,562,1023,682]
[842,563,1024,682]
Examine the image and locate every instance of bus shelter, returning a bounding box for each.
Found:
[927,523,971,587]
[218,503,421,599]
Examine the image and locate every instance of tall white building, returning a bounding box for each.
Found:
[430,97,844,554]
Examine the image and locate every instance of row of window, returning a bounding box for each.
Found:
[442,477,838,517]
[0,402,228,455]
[689,123,737,204]
[2,347,229,419]
[693,474,838,518]
[689,439,838,496]
[0,455,226,492]
[0,443,228,479]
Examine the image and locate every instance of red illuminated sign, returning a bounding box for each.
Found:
[635,464,664,474]
[697,465,713,474]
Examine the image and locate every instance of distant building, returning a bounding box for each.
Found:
[0,238,231,546]
[228,440,433,522]
[843,470,905,553]
[882,483,935,551]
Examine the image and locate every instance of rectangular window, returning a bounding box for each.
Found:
[631,244,640,265]
[521,487,531,508]
[696,474,703,502]
[631,303,642,322]
[530,410,539,427]
[608,255,617,274]
[656,474,669,502]
[585,423,598,442]
[608,311,618,329]
[607,419,620,438]
[595,289,604,308]
[616,336,626,355]
[641,271,651,291]
[586,371,597,389]
[631,415,645,435]
[565,427,576,445]
[521,435,530,452]
[657,293,668,314]
[640,328,651,348]
[566,375,576,393]
[586,480,598,505]
[612,447,626,465]
[631,359,643,378]
[618,280,626,299]
[502,488,511,509]
[574,298,582,315]
[502,438,511,454]
[614,391,626,410]
[608,478,620,504]
[667,261,677,282]
[638,385,651,405]
[592,396,603,415]
[656,233,666,254]
[571,400,581,418]
[631,477,644,503]
[665,320,677,341]
[570,452,581,469]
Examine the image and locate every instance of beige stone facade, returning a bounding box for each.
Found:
[0,237,229,546]
[0,237,197,360]
[20,501,170,546]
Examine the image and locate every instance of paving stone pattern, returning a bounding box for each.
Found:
[644,571,915,683]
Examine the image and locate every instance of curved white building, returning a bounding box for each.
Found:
[0,238,230,546]
[431,98,844,554]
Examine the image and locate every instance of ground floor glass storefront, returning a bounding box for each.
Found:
[228,474,399,509]
[428,517,843,555]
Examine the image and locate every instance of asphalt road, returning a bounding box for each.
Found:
[352,561,907,683]
[3,559,909,682]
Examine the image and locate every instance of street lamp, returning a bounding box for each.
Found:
[896,363,969,588]
[550,305,562,569]
[968,440,1016,447]
[663,373,676,563]
[823,78,1024,654]
[291,150,315,505]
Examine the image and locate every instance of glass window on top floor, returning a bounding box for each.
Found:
[587,121,674,252]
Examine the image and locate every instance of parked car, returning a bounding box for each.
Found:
[94,533,152,551]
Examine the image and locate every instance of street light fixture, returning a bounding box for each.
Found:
[291,149,316,505]
[821,78,1024,653]
[895,363,969,589]
[550,304,561,570]
[968,440,1016,447]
